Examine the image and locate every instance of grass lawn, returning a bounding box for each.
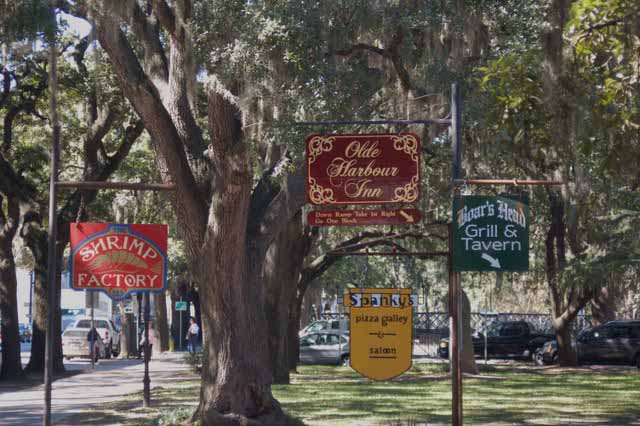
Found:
[277,363,640,425]
[63,362,640,425]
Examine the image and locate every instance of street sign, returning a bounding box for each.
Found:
[175,301,188,311]
[344,288,416,380]
[69,223,168,300]
[453,195,529,271]
[308,208,422,226]
[306,133,420,205]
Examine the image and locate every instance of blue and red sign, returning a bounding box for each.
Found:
[69,223,168,300]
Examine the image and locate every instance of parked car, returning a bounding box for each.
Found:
[62,327,106,361]
[299,319,349,337]
[438,321,555,360]
[70,316,120,358]
[19,323,32,343]
[577,320,640,368]
[299,332,350,365]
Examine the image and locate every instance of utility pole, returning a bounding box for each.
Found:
[450,82,463,426]
[143,293,151,407]
[43,12,60,425]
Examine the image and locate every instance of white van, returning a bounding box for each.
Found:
[299,319,349,337]
[71,316,120,358]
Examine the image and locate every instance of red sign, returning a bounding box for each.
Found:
[306,133,420,205]
[308,209,422,226]
[69,223,168,300]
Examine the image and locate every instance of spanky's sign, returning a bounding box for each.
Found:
[306,133,420,205]
[69,223,168,300]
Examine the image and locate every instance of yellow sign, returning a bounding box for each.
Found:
[344,288,416,380]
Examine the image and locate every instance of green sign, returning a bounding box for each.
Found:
[453,195,529,272]
[175,301,188,311]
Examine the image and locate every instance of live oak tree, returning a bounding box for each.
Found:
[82,1,309,423]
[473,0,640,364]
[1,18,144,372]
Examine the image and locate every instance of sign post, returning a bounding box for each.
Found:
[176,300,187,351]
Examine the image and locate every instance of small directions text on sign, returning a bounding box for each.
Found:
[344,288,416,381]
[453,195,529,271]
[307,209,422,226]
[306,133,420,205]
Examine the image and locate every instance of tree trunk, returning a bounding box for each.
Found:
[117,304,137,358]
[154,291,170,352]
[460,290,478,374]
[263,212,304,384]
[554,318,577,365]
[195,229,283,424]
[591,286,616,326]
[192,90,284,425]
[287,290,302,373]
[22,212,64,373]
[0,200,23,380]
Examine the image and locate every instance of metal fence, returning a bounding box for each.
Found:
[319,311,593,357]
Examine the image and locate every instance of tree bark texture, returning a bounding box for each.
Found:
[117,304,137,358]
[0,196,23,380]
[21,210,63,373]
[154,291,170,352]
[262,212,305,384]
[590,287,616,326]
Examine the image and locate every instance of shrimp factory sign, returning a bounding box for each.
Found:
[69,223,168,300]
[306,133,420,205]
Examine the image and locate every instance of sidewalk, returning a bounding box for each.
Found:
[0,352,195,426]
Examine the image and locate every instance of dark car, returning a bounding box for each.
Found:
[535,340,558,365]
[577,320,640,368]
[439,321,555,360]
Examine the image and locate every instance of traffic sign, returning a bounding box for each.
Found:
[308,208,422,226]
[175,301,188,311]
[344,288,416,380]
[453,195,529,271]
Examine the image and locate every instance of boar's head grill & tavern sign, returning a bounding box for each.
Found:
[453,195,529,272]
[306,133,420,205]
[69,223,168,300]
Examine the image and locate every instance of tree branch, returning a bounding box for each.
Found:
[128,0,169,84]
[91,7,207,241]
[152,0,177,38]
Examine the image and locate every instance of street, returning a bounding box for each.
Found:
[0,350,194,426]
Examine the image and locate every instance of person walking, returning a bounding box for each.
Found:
[186,317,199,354]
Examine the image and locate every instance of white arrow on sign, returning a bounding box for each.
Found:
[481,253,501,269]
[398,210,414,223]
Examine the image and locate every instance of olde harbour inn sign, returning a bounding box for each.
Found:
[453,195,529,272]
[69,223,168,300]
[306,133,420,205]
